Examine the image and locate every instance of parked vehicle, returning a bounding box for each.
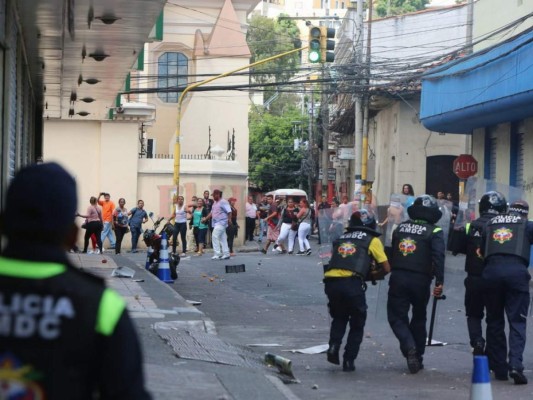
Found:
[143,213,179,279]
[265,189,308,204]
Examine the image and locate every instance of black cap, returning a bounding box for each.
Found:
[1,162,77,243]
[509,200,529,216]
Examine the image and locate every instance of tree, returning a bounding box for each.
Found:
[375,0,430,17]
[249,106,308,191]
[247,14,301,85]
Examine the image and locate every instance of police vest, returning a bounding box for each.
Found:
[484,214,530,265]
[465,215,492,275]
[325,227,377,278]
[0,257,126,399]
[391,220,435,276]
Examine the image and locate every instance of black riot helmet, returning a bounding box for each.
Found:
[407,194,442,224]
[479,191,507,215]
[359,209,377,230]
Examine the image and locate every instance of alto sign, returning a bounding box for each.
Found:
[453,154,478,179]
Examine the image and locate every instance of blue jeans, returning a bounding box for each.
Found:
[259,218,268,242]
[101,221,116,247]
[131,225,142,251]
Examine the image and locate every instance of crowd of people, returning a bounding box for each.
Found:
[75,193,148,255]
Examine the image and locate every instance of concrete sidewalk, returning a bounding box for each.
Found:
[68,249,299,400]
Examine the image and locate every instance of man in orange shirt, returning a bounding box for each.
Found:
[98,192,116,250]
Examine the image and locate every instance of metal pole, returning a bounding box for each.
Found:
[321,65,329,197]
[173,46,308,194]
[362,0,373,198]
[464,0,474,154]
[309,91,315,201]
[354,0,364,196]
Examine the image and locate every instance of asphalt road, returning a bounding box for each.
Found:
[171,244,533,400]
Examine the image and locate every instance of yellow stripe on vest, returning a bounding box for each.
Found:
[96,289,126,336]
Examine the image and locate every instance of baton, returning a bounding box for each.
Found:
[426,294,446,346]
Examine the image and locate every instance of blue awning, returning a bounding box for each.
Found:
[420,27,533,133]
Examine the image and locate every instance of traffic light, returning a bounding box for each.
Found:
[308,26,321,63]
[320,26,336,63]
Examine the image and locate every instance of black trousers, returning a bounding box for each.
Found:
[114,225,128,254]
[172,222,187,254]
[83,221,103,253]
[464,274,486,347]
[324,277,367,361]
[226,225,238,253]
[387,270,432,358]
[483,259,530,374]
[245,217,256,242]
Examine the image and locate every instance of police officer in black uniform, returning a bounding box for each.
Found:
[387,194,445,374]
[481,192,533,384]
[324,212,390,372]
[0,163,151,399]
[449,191,504,356]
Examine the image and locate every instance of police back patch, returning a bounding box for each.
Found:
[337,242,357,258]
[0,353,45,399]
[492,227,513,244]
[399,238,417,256]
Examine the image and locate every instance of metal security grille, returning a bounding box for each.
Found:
[6,9,18,179]
[489,130,497,181]
[515,131,524,187]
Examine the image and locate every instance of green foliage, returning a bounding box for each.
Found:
[375,0,430,17]
[249,106,308,191]
[247,14,301,84]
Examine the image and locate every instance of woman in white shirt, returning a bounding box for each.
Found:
[170,195,190,255]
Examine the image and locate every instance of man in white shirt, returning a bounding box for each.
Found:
[245,196,258,243]
[206,190,233,260]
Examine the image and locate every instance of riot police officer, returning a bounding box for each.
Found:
[324,212,390,372]
[0,163,151,399]
[387,195,445,374]
[481,192,533,384]
[449,191,502,355]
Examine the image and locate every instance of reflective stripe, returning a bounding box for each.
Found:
[466,222,471,234]
[0,257,65,278]
[96,289,126,336]
[433,227,442,233]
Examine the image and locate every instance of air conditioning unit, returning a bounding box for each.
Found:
[114,102,156,121]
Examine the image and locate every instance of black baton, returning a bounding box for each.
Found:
[427,294,446,346]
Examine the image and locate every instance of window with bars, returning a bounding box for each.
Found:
[157,52,188,103]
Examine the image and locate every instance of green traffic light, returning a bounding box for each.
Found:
[309,39,321,63]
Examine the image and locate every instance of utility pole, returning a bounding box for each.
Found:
[464,0,474,155]
[321,64,329,198]
[309,90,315,202]
[362,0,373,198]
[353,0,364,201]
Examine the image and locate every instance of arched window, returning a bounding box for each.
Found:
[157,52,188,103]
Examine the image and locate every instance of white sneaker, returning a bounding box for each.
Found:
[88,250,94,254]
[220,255,230,260]
[102,247,105,252]
[211,255,221,260]
[95,250,101,255]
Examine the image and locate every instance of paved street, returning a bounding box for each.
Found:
[72,239,533,400]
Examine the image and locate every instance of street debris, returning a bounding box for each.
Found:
[111,266,135,278]
[186,300,202,306]
[284,344,329,354]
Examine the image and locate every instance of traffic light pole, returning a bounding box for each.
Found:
[173,46,308,192]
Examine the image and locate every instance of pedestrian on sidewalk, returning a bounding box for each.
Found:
[170,195,189,256]
[192,198,209,255]
[387,195,445,374]
[245,195,258,243]
[0,162,151,399]
[113,198,129,255]
[98,192,116,251]
[324,212,390,372]
[128,199,148,253]
[77,196,104,254]
[205,189,233,260]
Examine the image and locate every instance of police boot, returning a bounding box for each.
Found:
[326,344,340,365]
[406,348,421,374]
[342,358,355,372]
[472,338,485,356]
[510,369,528,385]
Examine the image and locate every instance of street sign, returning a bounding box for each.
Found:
[453,154,478,179]
[318,168,336,180]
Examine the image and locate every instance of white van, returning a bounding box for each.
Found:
[265,189,308,204]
